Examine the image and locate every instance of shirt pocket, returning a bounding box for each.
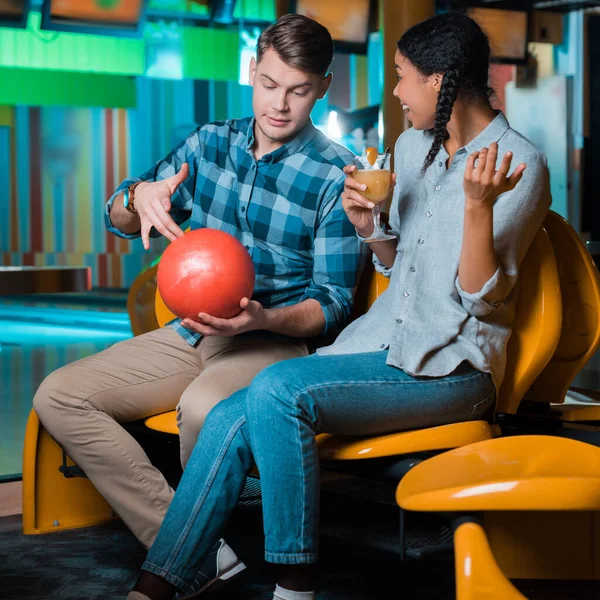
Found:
[194,158,240,230]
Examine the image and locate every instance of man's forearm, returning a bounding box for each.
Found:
[109,191,142,234]
[262,299,326,338]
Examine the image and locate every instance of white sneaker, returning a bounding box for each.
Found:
[175,538,246,599]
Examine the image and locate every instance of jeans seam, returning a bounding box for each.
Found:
[160,415,247,574]
[466,387,496,420]
[142,560,188,590]
[264,551,318,565]
[291,392,307,555]
[289,370,489,399]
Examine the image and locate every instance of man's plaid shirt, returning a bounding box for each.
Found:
[106,117,367,346]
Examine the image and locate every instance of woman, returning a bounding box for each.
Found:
[128,11,550,600]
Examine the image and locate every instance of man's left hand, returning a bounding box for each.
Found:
[181,297,267,337]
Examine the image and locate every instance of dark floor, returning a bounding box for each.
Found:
[1,484,599,600]
[2,291,600,599]
[0,500,457,600]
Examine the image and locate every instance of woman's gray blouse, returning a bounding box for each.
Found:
[318,112,552,391]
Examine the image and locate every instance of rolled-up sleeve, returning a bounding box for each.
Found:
[301,180,370,334]
[104,128,202,239]
[373,252,395,278]
[455,151,552,318]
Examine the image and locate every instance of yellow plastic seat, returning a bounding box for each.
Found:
[525,210,600,421]
[145,411,179,435]
[155,276,177,331]
[396,435,600,599]
[396,435,600,513]
[22,411,115,534]
[316,421,498,459]
[453,521,527,600]
[319,224,562,460]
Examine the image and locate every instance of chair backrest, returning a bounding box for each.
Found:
[127,263,160,336]
[496,224,562,414]
[155,281,176,328]
[349,260,390,322]
[525,210,600,405]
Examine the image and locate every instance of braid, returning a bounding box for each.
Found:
[422,68,460,173]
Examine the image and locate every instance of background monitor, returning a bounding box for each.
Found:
[290,0,376,55]
[0,0,31,29]
[211,0,236,24]
[41,0,146,37]
[467,7,529,65]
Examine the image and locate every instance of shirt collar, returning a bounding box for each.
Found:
[463,110,510,154]
[245,117,317,163]
[436,111,510,160]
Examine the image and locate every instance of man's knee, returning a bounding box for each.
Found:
[32,366,75,426]
[176,387,217,465]
[177,387,214,436]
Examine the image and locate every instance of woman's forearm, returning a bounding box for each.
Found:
[458,200,498,293]
[356,232,397,268]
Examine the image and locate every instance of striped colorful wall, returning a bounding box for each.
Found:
[0,37,379,289]
[0,77,256,288]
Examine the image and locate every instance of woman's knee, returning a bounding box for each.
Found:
[245,359,308,420]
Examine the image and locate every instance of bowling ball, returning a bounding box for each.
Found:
[157,229,255,320]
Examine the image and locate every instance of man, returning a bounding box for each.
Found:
[33,12,366,596]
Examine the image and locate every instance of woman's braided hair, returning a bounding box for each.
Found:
[397,12,493,172]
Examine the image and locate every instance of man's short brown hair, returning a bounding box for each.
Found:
[257,13,333,76]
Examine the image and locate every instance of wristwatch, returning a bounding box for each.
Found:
[123,182,142,215]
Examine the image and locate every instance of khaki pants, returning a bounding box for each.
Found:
[33,326,308,548]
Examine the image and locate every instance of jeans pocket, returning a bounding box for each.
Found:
[466,389,496,421]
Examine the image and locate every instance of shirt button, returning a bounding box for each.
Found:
[244,245,250,250]
[435,185,441,191]
[396,318,403,324]
[380,343,386,349]
[418,238,424,245]
[251,164,256,170]
[438,161,443,167]
[426,211,432,217]
[410,267,416,273]
[241,207,246,213]
[403,292,410,297]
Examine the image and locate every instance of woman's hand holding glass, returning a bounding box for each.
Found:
[342,152,396,243]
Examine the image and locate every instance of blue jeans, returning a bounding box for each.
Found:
[142,351,495,591]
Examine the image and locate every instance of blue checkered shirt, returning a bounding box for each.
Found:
[105,117,367,346]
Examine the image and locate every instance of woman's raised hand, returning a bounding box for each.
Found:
[463,142,526,207]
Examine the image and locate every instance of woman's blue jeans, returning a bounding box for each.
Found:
[142,351,495,591]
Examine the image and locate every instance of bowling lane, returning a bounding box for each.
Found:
[0,291,132,480]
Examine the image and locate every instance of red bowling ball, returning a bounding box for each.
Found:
[157,229,255,320]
